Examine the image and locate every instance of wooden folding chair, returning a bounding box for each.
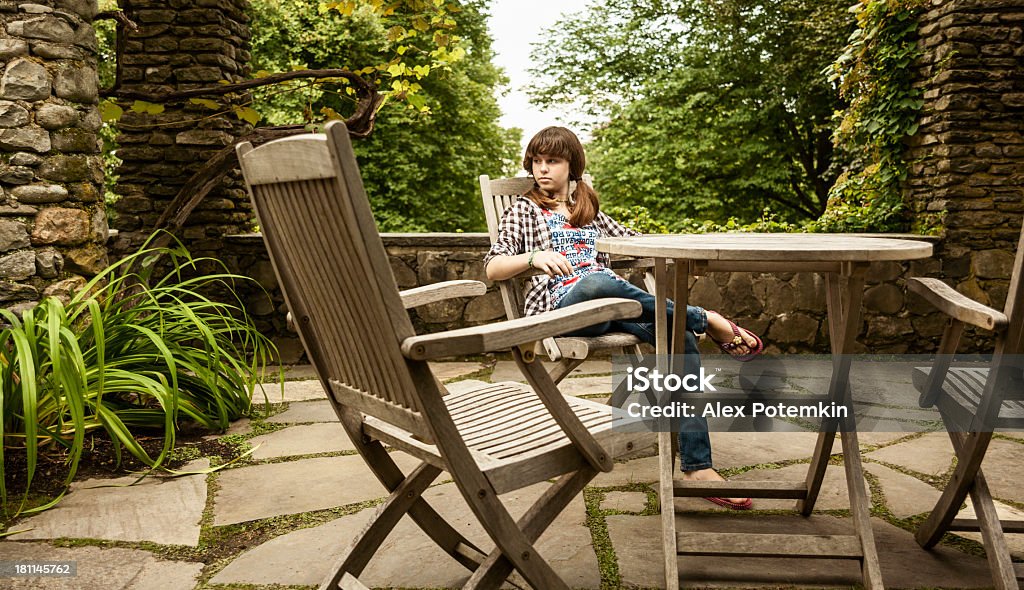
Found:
[479,174,654,395]
[909,222,1024,590]
[237,121,652,590]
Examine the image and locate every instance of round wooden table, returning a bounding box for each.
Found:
[596,233,933,590]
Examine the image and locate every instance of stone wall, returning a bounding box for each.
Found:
[0,0,106,313]
[225,233,940,362]
[109,0,252,261]
[905,0,1024,349]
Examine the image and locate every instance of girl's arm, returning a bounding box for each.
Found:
[484,200,572,280]
[486,250,572,280]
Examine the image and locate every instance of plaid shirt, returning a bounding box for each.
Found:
[484,196,639,316]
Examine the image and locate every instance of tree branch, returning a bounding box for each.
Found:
[100,69,375,103]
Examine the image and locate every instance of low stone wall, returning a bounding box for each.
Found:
[224,232,951,362]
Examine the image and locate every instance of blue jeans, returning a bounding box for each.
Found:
[554,272,713,471]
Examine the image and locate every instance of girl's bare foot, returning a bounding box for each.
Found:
[705,311,759,356]
[681,467,750,506]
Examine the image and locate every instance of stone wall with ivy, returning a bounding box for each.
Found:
[109,0,253,259]
[0,0,106,315]
[225,233,940,362]
[905,0,1024,349]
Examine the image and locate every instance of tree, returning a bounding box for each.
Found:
[529,0,854,226]
[98,0,516,236]
[248,0,520,232]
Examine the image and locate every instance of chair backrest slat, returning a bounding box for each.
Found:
[238,125,427,435]
[479,174,593,323]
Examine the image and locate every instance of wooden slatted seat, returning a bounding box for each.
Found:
[912,366,1024,429]
[479,175,654,392]
[908,221,1024,590]
[236,121,653,590]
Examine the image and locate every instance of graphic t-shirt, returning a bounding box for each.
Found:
[543,209,623,307]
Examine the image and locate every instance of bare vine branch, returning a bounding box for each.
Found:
[96,10,139,32]
[100,69,375,103]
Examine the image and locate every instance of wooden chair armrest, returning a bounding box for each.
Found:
[400,280,487,309]
[908,277,1008,331]
[401,298,642,360]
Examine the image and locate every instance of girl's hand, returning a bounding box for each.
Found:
[531,250,573,277]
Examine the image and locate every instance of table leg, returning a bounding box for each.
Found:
[653,258,680,590]
[801,264,883,589]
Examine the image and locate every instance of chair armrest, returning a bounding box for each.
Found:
[908,278,1008,331]
[401,298,642,360]
[400,280,487,309]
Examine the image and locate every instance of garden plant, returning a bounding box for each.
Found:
[0,234,275,518]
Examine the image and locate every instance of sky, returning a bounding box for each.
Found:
[485,0,594,149]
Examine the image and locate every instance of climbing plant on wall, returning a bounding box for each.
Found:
[820,0,928,232]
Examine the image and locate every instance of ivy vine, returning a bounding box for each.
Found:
[820,0,929,233]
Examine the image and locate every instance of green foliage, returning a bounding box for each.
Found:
[250,0,519,231]
[531,0,855,225]
[823,0,928,233]
[0,234,274,516]
[603,205,668,234]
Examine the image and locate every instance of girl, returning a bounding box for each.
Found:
[484,126,763,509]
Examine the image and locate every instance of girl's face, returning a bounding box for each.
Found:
[531,153,570,195]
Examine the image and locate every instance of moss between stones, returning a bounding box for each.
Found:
[582,487,621,589]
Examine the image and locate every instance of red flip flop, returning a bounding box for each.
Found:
[706,496,753,510]
[708,313,764,362]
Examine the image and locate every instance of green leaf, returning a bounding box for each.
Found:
[99,100,123,122]
[130,100,165,115]
[233,106,261,125]
[189,98,220,110]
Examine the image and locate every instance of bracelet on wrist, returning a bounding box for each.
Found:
[527,250,539,268]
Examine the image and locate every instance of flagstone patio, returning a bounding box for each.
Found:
[1,359,1021,589]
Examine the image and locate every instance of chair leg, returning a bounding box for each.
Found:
[917,430,1016,589]
[318,461,442,590]
[335,407,487,573]
[462,467,596,590]
[969,470,1018,590]
[916,431,993,549]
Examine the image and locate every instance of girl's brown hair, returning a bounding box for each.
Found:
[522,126,600,227]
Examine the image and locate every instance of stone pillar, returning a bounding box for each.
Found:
[906,0,1024,348]
[0,0,105,313]
[110,0,252,260]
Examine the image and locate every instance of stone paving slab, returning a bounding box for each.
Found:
[973,437,1024,504]
[864,461,943,518]
[708,431,819,469]
[212,481,600,588]
[557,375,614,397]
[266,399,337,423]
[7,460,209,547]
[253,379,328,403]
[858,431,918,447]
[444,379,492,395]
[429,361,488,382]
[955,498,1024,559]
[593,455,661,487]
[249,423,355,459]
[212,452,422,526]
[602,491,649,513]
[724,464,868,512]
[607,513,991,588]
[0,543,203,590]
[866,433,955,476]
[489,359,611,383]
[260,363,319,382]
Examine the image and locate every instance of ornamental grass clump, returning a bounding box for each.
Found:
[0,235,275,516]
